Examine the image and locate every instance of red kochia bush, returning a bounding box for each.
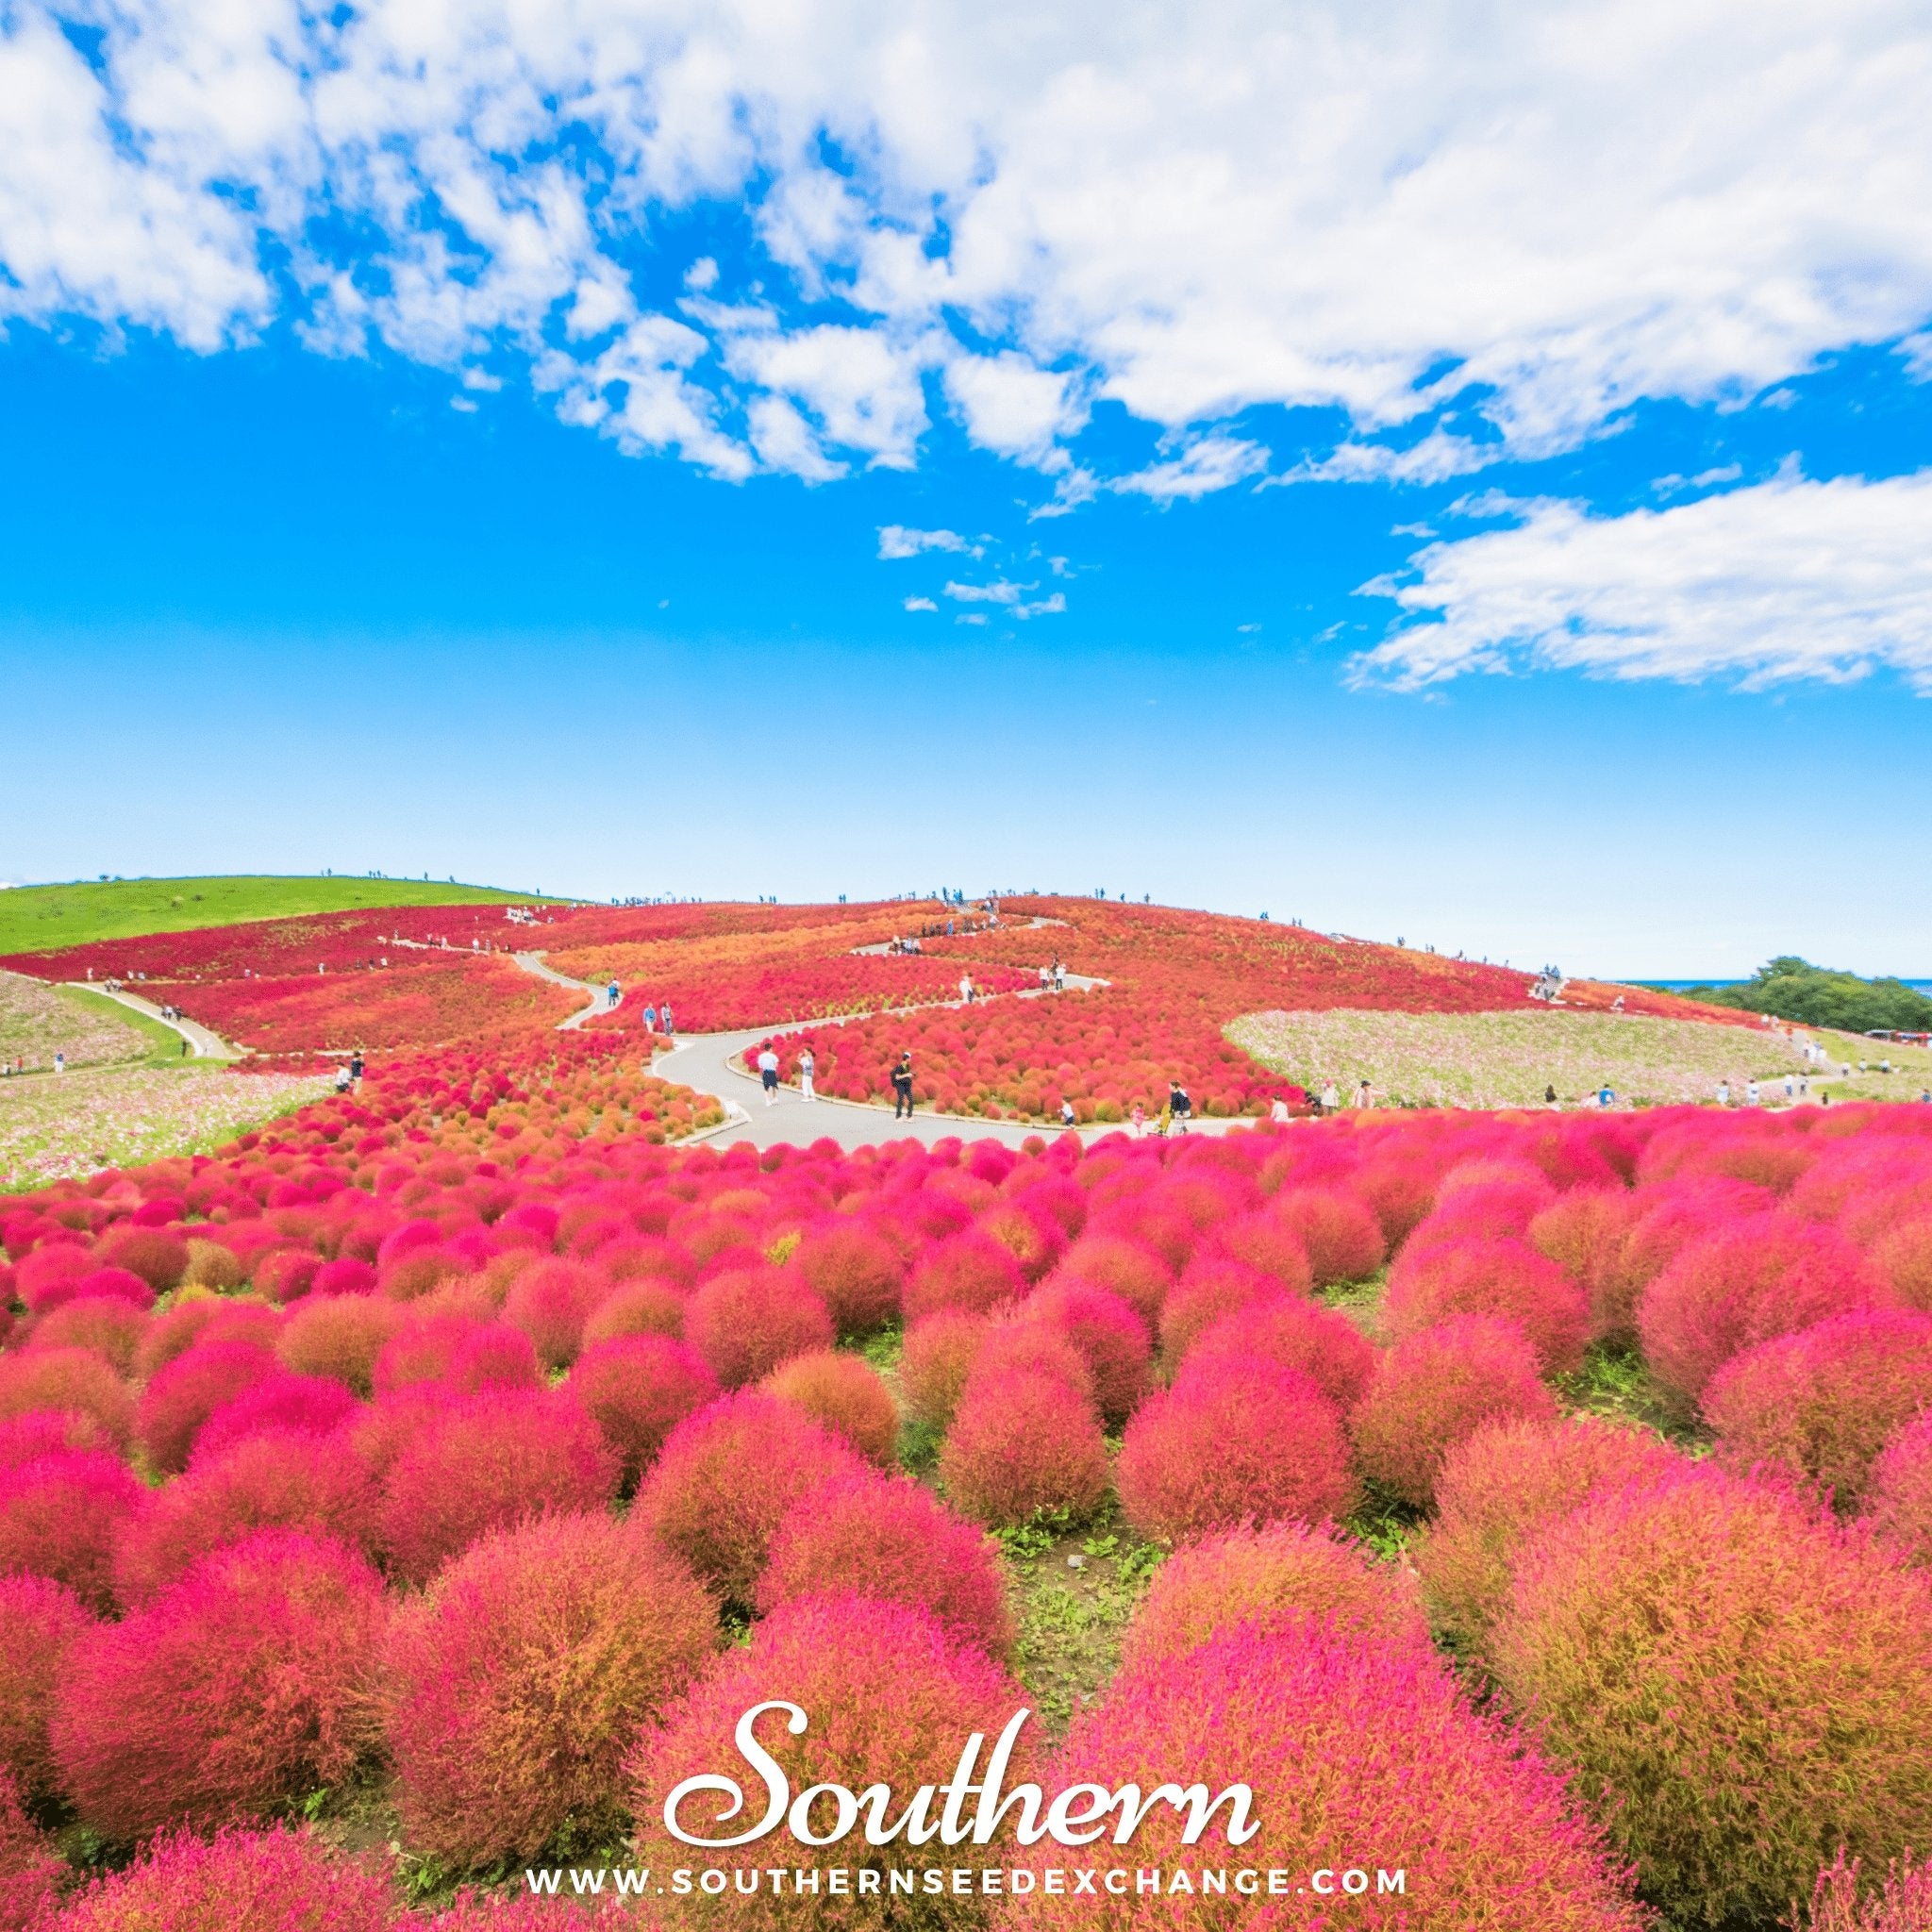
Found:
[898,1310,991,1429]
[52,1529,388,1840]
[25,1294,147,1375]
[569,1334,720,1484]
[1873,1216,1932,1313]
[137,1341,280,1475]
[1415,1415,1683,1654]
[93,1225,191,1291]
[191,1371,358,1468]
[1800,1848,1932,1932]
[1384,1235,1591,1374]
[1157,1257,1278,1363]
[1702,1308,1932,1507]
[1529,1188,1645,1333]
[1017,1621,1646,1932]
[1351,1316,1560,1508]
[51,1824,396,1932]
[384,1510,715,1867]
[757,1471,1015,1660]
[580,1277,687,1348]
[501,1257,605,1370]
[1196,1211,1316,1296]
[311,1257,379,1299]
[0,1450,144,1611]
[113,1429,381,1606]
[903,1227,1025,1324]
[763,1349,900,1466]
[1272,1186,1387,1285]
[1024,1279,1151,1424]
[275,1294,403,1397]
[1053,1233,1173,1325]
[964,1318,1095,1406]
[1491,1469,1932,1928]
[685,1265,834,1388]
[1119,1522,1428,1675]
[1185,1293,1378,1411]
[1867,1412,1932,1567]
[627,1594,1034,1908]
[636,1391,864,1601]
[0,1767,60,1932]
[1118,1357,1354,1544]
[0,1345,135,1453]
[939,1368,1110,1527]
[1638,1212,1890,1405]
[794,1222,906,1336]
[379,1388,620,1586]
[0,1574,92,1799]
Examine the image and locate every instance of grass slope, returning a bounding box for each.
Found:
[0,875,562,955]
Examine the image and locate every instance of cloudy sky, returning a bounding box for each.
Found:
[2,0,1928,973]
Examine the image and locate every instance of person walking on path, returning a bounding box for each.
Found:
[1060,1097,1077,1128]
[659,1003,675,1036]
[643,1003,658,1033]
[1130,1099,1147,1136]
[800,1049,817,1103]
[54,1052,65,1074]
[958,972,974,1005]
[607,979,621,1009]
[1320,1079,1340,1117]
[350,1049,365,1091]
[1717,1080,1731,1107]
[1545,1085,1558,1108]
[891,1053,916,1120]
[1356,1079,1372,1108]
[1745,1079,1761,1107]
[1270,1095,1291,1123]
[1168,1080,1192,1133]
[758,1045,781,1106]
[1053,959,1065,992]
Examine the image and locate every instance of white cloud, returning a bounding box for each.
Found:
[1014,591,1066,618]
[878,525,971,559]
[1290,430,1491,487]
[945,578,1028,604]
[903,595,939,611]
[4,0,1932,485]
[1116,435,1269,501]
[1352,469,1932,691]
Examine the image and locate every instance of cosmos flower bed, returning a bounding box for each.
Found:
[1,1091,1930,1926]
[0,975,151,1074]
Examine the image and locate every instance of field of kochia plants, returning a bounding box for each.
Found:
[0,1058,1930,1928]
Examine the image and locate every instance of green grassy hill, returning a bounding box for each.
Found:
[0,875,562,955]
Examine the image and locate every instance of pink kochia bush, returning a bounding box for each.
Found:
[0,1767,61,1932]
[1024,1280,1151,1424]
[50,1824,396,1932]
[899,1311,991,1430]
[1118,1523,1428,1675]
[52,1529,388,1840]
[757,1471,1016,1661]
[501,1257,605,1370]
[1701,1308,1932,1507]
[1015,1621,1646,1931]
[1867,1412,1932,1567]
[1182,1293,1377,1411]
[763,1349,901,1467]
[685,1265,834,1388]
[569,1334,720,1485]
[1350,1316,1559,1509]
[626,1593,1034,1915]
[795,1222,905,1336]
[1271,1187,1387,1285]
[191,1370,358,1467]
[0,1574,92,1800]
[904,1227,1025,1324]
[25,1294,147,1375]
[939,1368,1110,1528]
[0,1346,136,1453]
[636,1391,863,1601]
[1801,1848,1932,1932]
[383,1510,715,1868]
[136,1340,280,1474]
[1490,1468,1932,1927]
[1383,1236,1591,1374]
[0,1450,144,1611]
[1637,1213,1891,1405]
[378,1388,619,1586]
[1117,1357,1354,1545]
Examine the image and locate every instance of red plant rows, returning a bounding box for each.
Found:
[2,1074,1931,1926]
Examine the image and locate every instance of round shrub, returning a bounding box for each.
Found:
[0,1766,60,1932]
[1799,1848,1932,1932]
[1198,1211,1315,1295]
[1703,1307,1932,1506]
[133,1294,277,1380]
[636,1391,863,1601]
[978,1200,1066,1284]
[904,1227,1025,1325]
[763,1348,899,1466]
[1384,1235,1591,1374]
[1272,1186,1387,1285]
[370,1310,484,1395]
[0,1408,108,1467]
[1018,1620,1646,1932]
[1024,1279,1151,1424]
[569,1334,719,1486]
[580,1276,686,1348]
[137,1341,279,1475]
[52,1529,388,1840]
[1118,1522,1428,1675]
[1872,1215,1932,1314]
[1351,1316,1560,1509]
[1491,1468,1932,1928]
[25,1295,147,1375]
[379,1388,620,1586]
[1868,1412,1932,1566]
[1053,1233,1172,1325]
[0,1345,134,1453]
[794,1222,905,1337]
[1415,1415,1683,1654]
[0,1450,143,1610]
[899,1309,991,1430]
[0,1574,92,1799]
[384,1510,715,1868]
[1594,1176,1769,1346]
[627,1593,1033,1911]
[758,1471,1015,1660]
[192,1371,358,1468]
[1118,1357,1354,1544]
[275,1293,402,1397]
[1158,1257,1278,1363]
[443,1322,542,1393]
[686,1264,834,1388]
[347,1381,452,1480]
[1639,1213,1892,1405]
[964,1317,1094,1406]
[51,1824,395,1932]
[252,1248,319,1303]
[939,1368,1110,1527]
[94,1225,190,1292]
[114,1429,381,1607]
[1184,1292,1377,1411]
[1528,1188,1645,1331]
[311,1256,379,1299]
[502,1257,605,1370]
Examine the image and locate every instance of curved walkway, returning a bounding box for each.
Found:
[512,952,611,1030]
[70,984,240,1059]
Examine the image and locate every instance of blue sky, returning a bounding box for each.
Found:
[2,1,1930,976]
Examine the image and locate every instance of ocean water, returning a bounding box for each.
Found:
[1642,978,1932,995]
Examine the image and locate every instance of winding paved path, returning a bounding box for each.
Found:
[69,984,240,1059]
[512,952,611,1030]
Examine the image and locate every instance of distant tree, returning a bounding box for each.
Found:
[1683,958,1932,1034]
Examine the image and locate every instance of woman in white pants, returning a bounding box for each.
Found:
[801,1049,817,1103]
